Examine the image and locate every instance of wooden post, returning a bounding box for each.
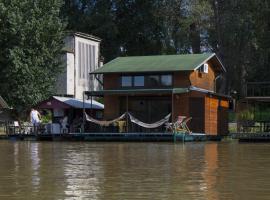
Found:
[91,92,93,117]
[82,91,85,133]
[171,92,174,123]
[126,95,129,132]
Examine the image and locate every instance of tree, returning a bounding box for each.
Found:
[0,0,66,113]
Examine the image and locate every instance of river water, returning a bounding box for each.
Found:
[0,140,270,200]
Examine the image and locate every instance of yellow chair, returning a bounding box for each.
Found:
[117,120,126,133]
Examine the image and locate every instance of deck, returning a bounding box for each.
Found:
[232,132,270,142]
[4,132,220,142]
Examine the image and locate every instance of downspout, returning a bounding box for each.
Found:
[94,74,104,87]
[214,74,222,93]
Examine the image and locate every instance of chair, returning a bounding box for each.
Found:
[181,117,192,134]
[174,116,186,132]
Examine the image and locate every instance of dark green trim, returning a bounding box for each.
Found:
[85,88,189,97]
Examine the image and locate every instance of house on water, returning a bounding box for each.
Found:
[55,32,102,99]
[87,53,230,136]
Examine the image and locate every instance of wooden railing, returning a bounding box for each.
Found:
[245,82,270,97]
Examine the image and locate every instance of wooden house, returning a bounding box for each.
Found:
[87,53,230,135]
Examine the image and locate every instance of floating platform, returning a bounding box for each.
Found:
[5,132,221,142]
[231,133,270,142]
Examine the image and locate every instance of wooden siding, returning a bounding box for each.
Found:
[173,72,191,88]
[205,96,229,135]
[104,95,120,119]
[103,74,120,89]
[189,62,216,91]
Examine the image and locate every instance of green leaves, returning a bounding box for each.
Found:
[0,0,66,113]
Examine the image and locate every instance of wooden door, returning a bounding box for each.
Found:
[218,106,228,135]
[189,97,205,133]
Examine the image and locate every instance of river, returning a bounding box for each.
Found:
[0,140,270,200]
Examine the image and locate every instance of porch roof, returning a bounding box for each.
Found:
[37,96,104,109]
[85,88,189,97]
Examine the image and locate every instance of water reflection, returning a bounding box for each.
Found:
[63,144,103,199]
[0,141,270,199]
[30,143,40,190]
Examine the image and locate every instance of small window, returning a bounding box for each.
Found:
[161,75,172,86]
[121,76,132,87]
[134,76,144,87]
[147,75,160,87]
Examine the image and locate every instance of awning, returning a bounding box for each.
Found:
[37,96,104,109]
[85,88,189,97]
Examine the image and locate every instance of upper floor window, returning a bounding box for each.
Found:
[161,75,172,86]
[147,75,160,87]
[120,74,172,88]
[134,76,144,87]
[121,76,132,87]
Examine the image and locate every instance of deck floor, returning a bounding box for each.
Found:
[4,132,214,142]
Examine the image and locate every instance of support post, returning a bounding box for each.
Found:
[82,91,85,133]
[171,92,174,123]
[126,95,129,132]
[91,91,93,117]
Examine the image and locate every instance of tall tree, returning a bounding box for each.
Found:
[208,0,264,95]
[0,0,66,112]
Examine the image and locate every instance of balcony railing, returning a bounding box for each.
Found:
[245,82,270,97]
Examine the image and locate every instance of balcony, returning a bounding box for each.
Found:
[245,82,270,97]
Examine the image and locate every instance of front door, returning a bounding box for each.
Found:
[189,97,205,133]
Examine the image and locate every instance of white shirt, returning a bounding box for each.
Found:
[31,110,40,123]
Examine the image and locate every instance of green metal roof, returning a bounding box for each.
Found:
[85,88,189,96]
[92,53,222,74]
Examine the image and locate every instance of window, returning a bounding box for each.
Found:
[134,76,144,87]
[147,75,160,87]
[121,76,132,87]
[120,74,172,88]
[161,75,172,86]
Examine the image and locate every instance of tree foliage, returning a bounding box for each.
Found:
[0,0,66,112]
[62,0,269,96]
[0,0,268,113]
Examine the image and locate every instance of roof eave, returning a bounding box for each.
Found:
[193,53,226,73]
[66,31,102,42]
[90,70,192,75]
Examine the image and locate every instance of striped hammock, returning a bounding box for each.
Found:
[85,112,126,126]
[128,113,171,129]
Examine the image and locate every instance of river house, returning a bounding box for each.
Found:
[87,53,230,135]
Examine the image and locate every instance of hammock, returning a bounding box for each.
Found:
[85,112,126,126]
[128,113,171,129]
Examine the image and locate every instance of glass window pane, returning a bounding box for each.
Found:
[134,76,144,87]
[161,75,172,86]
[147,75,160,87]
[121,76,132,87]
